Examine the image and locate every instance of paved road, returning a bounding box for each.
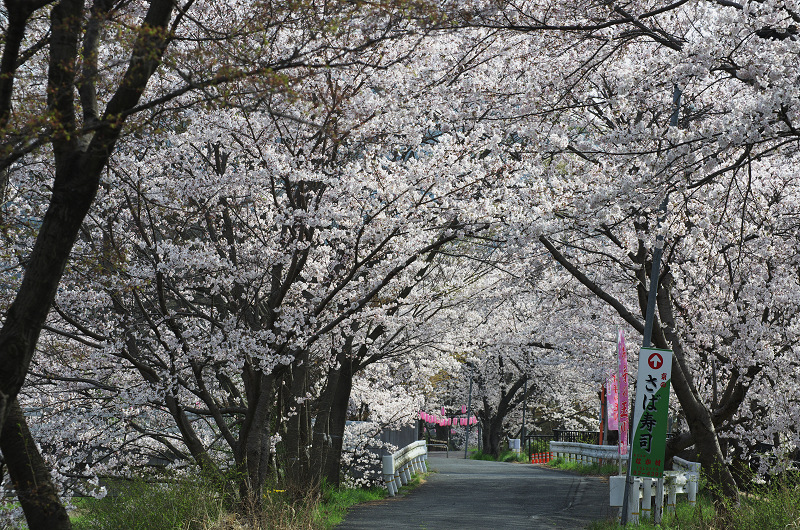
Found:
[338,453,615,529]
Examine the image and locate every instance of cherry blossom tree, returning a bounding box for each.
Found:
[0,0,434,524]
[426,0,800,505]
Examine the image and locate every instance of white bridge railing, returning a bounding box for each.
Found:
[382,440,428,496]
[550,441,623,464]
[550,442,701,523]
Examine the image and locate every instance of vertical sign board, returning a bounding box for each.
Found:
[607,373,619,430]
[617,331,629,456]
[630,347,673,478]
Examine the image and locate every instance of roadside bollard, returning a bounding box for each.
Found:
[687,472,698,507]
[641,478,656,521]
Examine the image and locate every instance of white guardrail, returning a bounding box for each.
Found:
[550,442,701,524]
[382,440,428,496]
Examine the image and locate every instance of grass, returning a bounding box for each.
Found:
[71,473,226,530]
[68,471,428,529]
[313,482,387,528]
[586,471,800,530]
[546,456,619,476]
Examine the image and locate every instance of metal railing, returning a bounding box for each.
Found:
[525,430,600,455]
[381,440,428,496]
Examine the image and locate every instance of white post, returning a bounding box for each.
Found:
[628,477,641,525]
[382,455,397,496]
[667,481,677,514]
[641,478,653,521]
[654,477,664,524]
[688,472,698,507]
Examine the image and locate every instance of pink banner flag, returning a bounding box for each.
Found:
[618,330,629,456]
[607,373,619,430]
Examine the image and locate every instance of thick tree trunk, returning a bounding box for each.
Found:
[310,365,340,483]
[0,4,175,529]
[281,354,313,491]
[321,359,354,487]
[0,400,70,530]
[481,417,503,458]
[237,368,277,507]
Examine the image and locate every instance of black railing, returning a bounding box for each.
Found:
[525,430,601,455]
[553,429,600,444]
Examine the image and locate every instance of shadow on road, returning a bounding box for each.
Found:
[338,453,615,529]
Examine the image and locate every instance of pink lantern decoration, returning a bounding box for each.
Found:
[461,418,466,426]
[441,407,446,416]
[461,404,466,414]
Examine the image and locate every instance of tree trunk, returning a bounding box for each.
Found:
[481,416,503,458]
[281,354,313,492]
[237,368,277,508]
[310,364,340,484]
[654,276,740,508]
[321,358,354,487]
[0,400,71,530]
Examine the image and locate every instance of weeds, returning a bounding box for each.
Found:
[69,471,410,529]
[588,471,800,529]
[546,457,619,476]
[72,473,226,530]
[313,481,386,528]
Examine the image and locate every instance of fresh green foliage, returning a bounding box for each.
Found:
[547,457,618,476]
[313,481,387,528]
[588,472,800,529]
[71,474,226,530]
[528,439,551,454]
[68,471,420,530]
[587,491,715,530]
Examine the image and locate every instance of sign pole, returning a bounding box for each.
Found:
[464,368,473,459]
[621,85,681,526]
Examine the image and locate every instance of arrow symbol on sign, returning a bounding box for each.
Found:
[648,353,663,370]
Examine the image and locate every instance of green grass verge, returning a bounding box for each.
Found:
[71,474,226,530]
[314,482,387,528]
[68,471,428,530]
[546,456,619,476]
[587,472,800,530]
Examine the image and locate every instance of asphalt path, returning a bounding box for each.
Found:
[338,453,615,529]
